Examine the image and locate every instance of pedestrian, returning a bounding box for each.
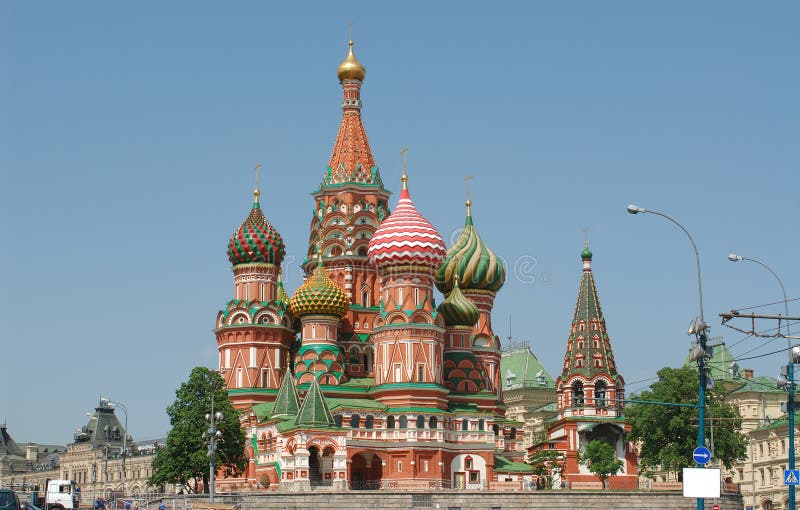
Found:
[159,501,165,510]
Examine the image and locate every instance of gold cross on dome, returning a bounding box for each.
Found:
[464,175,473,201]
[400,147,409,188]
[583,226,591,246]
[348,21,354,41]
[254,161,261,189]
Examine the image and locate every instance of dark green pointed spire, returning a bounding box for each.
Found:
[294,378,335,427]
[271,370,300,420]
[560,246,619,380]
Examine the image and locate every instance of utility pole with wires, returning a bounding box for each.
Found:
[721,310,800,510]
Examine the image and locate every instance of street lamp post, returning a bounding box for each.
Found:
[628,204,710,510]
[204,396,223,503]
[728,253,794,510]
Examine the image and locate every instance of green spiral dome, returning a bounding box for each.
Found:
[437,278,479,327]
[436,206,506,294]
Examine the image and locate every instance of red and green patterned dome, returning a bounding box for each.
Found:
[435,201,505,294]
[290,261,349,318]
[367,176,446,270]
[437,277,479,327]
[227,192,286,267]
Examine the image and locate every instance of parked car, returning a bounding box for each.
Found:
[0,490,27,510]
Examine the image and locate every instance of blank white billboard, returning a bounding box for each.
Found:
[682,468,721,498]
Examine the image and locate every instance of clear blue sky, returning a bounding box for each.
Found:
[2,2,797,445]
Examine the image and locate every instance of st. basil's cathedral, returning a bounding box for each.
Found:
[213,40,638,491]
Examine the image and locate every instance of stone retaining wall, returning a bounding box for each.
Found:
[181,491,743,510]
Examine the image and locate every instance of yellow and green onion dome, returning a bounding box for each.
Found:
[289,261,349,318]
[435,202,506,294]
[437,277,479,327]
[227,191,286,267]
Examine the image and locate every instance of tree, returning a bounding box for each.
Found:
[149,367,247,493]
[579,440,623,488]
[626,366,747,478]
[527,447,565,489]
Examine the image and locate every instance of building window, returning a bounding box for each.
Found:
[465,456,473,470]
[236,368,243,388]
[469,471,479,482]
[424,460,429,472]
[417,415,425,428]
[351,414,360,428]
[365,415,374,429]
[594,358,602,368]
[418,364,425,382]
[595,381,607,408]
[397,461,402,472]
[573,381,585,407]
[429,416,438,429]
[334,415,342,427]
[400,415,408,428]
[387,416,395,429]
[478,419,485,431]
[462,418,469,431]
[250,347,257,368]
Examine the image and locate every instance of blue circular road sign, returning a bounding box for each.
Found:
[693,446,711,465]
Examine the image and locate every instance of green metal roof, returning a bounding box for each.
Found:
[500,347,556,389]
[326,398,387,412]
[494,454,533,473]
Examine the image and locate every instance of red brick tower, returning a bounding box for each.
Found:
[367,164,449,409]
[540,244,637,488]
[304,41,390,380]
[216,184,297,410]
[435,198,506,410]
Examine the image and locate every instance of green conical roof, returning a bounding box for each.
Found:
[294,378,335,428]
[436,203,505,294]
[275,273,290,305]
[271,370,300,420]
[437,277,479,327]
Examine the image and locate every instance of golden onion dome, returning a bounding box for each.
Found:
[337,40,366,82]
[289,261,349,318]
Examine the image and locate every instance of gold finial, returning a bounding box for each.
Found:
[348,20,353,41]
[337,36,366,82]
[583,227,590,247]
[253,161,262,202]
[400,147,409,190]
[464,175,473,213]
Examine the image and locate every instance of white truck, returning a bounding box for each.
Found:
[31,480,79,510]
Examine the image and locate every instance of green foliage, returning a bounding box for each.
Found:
[148,367,247,493]
[626,366,747,477]
[527,447,565,489]
[579,440,623,485]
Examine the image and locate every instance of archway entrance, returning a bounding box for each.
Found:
[349,452,382,490]
[309,446,322,486]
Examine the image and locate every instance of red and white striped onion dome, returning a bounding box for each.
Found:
[368,183,446,269]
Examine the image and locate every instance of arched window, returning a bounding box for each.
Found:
[615,383,624,410]
[428,416,438,429]
[399,415,408,428]
[573,381,585,407]
[462,418,469,431]
[387,416,395,429]
[350,414,360,428]
[416,415,425,428]
[333,415,342,427]
[478,419,485,431]
[365,415,374,429]
[595,381,607,408]
[510,427,517,439]
[493,424,499,436]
